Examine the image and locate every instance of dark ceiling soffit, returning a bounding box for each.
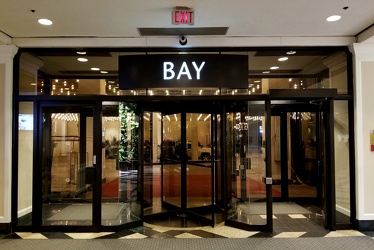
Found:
[31,51,112,57]
[269,89,337,100]
[249,69,302,74]
[249,74,316,79]
[271,103,321,114]
[254,50,336,57]
[59,70,118,74]
[137,27,229,36]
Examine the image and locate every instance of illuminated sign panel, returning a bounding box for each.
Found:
[172,9,194,25]
[119,54,248,90]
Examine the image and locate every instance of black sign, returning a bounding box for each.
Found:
[119,54,248,89]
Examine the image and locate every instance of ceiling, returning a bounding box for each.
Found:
[2,1,374,83]
[1,0,374,40]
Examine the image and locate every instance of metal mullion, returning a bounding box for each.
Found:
[280,112,288,200]
[92,100,102,231]
[222,106,227,221]
[33,101,43,230]
[265,97,273,231]
[326,99,336,230]
[211,112,215,226]
[181,112,187,211]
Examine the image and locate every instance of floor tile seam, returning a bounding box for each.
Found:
[6,235,372,239]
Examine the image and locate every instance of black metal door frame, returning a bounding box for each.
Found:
[14,100,103,232]
[269,89,338,231]
[273,103,322,203]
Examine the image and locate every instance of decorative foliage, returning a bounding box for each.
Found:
[119,103,139,162]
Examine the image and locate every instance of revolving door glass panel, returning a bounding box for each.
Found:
[142,108,216,225]
[226,101,268,227]
[186,112,213,222]
[161,113,182,209]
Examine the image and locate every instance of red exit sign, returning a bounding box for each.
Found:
[172,9,194,25]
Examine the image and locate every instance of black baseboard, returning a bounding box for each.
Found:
[356,219,374,231]
[0,223,11,234]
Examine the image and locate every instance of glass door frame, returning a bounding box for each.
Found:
[269,88,337,230]
[33,100,102,232]
[271,103,323,203]
[141,102,220,227]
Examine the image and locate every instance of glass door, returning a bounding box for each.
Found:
[160,111,215,225]
[142,105,217,226]
[225,101,270,230]
[271,103,328,229]
[161,112,182,210]
[40,104,96,227]
[185,112,214,225]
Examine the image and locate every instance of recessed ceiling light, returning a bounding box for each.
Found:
[270,66,279,70]
[262,71,270,74]
[77,52,86,55]
[91,67,100,71]
[38,18,53,25]
[326,15,341,22]
[254,80,261,83]
[286,51,296,55]
[77,58,88,62]
[278,57,288,61]
[100,71,108,74]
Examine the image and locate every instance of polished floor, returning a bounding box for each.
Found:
[2,205,374,250]
[3,203,374,240]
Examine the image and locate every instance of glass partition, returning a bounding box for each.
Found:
[100,102,142,226]
[142,111,163,216]
[334,101,350,224]
[17,102,34,226]
[226,101,267,226]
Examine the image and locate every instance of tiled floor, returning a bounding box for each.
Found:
[2,202,372,240]
[2,213,372,240]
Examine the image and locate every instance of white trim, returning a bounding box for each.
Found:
[17,206,33,218]
[336,205,350,217]
[11,36,356,48]
[357,25,374,44]
[0,31,11,45]
[350,44,365,221]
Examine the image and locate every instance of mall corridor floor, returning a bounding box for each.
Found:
[1,220,374,250]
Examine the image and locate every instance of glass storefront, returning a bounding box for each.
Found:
[13,47,354,232]
[17,49,348,97]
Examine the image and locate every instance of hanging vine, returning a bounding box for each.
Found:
[119,103,139,162]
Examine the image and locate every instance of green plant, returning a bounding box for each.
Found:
[119,103,139,162]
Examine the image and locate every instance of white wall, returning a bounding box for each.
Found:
[0,45,18,224]
[350,43,374,221]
